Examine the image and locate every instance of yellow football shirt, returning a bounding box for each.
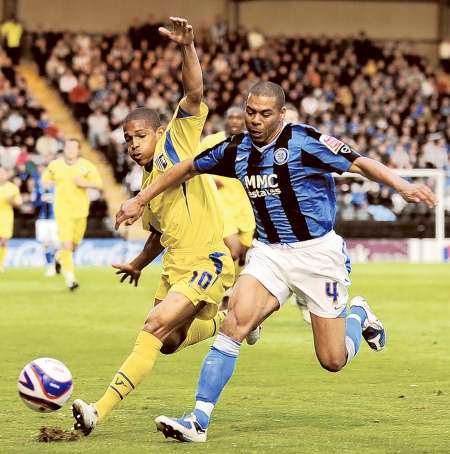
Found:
[42,158,102,219]
[0,181,21,238]
[199,131,256,236]
[141,100,224,250]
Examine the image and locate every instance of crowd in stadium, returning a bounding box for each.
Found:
[0,45,107,235]
[0,47,62,220]
[2,15,449,231]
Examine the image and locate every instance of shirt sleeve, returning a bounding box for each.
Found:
[163,99,209,162]
[194,134,243,178]
[302,127,361,174]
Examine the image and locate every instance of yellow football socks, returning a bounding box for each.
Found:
[0,246,7,269]
[59,249,74,273]
[175,310,226,352]
[94,331,162,421]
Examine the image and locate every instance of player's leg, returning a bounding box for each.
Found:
[37,220,56,276]
[155,275,281,442]
[56,217,76,288]
[0,215,13,271]
[0,237,8,272]
[297,233,385,371]
[73,292,206,434]
[310,296,386,372]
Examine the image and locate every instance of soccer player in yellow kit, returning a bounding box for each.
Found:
[42,138,102,290]
[0,167,22,272]
[72,17,235,436]
[199,107,255,268]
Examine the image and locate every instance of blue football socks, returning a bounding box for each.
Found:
[345,305,368,364]
[193,333,241,429]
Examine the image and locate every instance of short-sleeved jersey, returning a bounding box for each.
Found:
[142,101,224,249]
[194,123,361,244]
[0,181,21,225]
[199,131,255,234]
[42,157,102,219]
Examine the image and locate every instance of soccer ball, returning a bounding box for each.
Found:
[18,357,73,412]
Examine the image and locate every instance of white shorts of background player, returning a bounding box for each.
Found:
[35,219,59,249]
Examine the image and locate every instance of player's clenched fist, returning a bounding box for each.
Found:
[158,17,194,45]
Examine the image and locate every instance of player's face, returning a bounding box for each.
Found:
[63,140,80,163]
[226,112,245,135]
[245,94,286,144]
[124,119,162,167]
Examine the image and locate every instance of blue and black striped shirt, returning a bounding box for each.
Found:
[194,123,361,244]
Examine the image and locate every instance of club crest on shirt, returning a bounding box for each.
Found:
[319,134,352,155]
[273,147,289,165]
[155,154,168,171]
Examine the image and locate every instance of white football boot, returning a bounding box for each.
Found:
[72,399,98,435]
[155,413,207,443]
[350,296,386,351]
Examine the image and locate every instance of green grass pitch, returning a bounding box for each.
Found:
[1,264,449,453]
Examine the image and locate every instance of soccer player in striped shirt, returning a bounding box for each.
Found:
[116,81,437,442]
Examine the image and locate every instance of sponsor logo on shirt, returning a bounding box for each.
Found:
[244,174,281,198]
[319,134,352,155]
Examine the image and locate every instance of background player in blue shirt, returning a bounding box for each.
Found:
[116,81,438,443]
[32,164,59,277]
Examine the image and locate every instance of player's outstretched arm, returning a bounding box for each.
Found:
[115,159,198,229]
[159,17,202,116]
[350,156,438,208]
[112,230,163,286]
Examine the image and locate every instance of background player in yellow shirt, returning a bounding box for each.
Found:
[72,17,235,436]
[200,107,255,272]
[0,167,22,272]
[42,138,102,290]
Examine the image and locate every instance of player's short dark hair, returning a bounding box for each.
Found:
[248,81,285,109]
[124,108,162,130]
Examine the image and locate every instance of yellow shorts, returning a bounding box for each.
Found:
[56,217,87,244]
[0,219,13,239]
[155,244,235,320]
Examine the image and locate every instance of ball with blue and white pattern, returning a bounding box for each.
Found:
[18,358,73,412]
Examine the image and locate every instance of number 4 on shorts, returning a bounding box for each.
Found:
[325,281,339,303]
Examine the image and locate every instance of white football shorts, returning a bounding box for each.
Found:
[241,230,351,318]
[35,219,59,247]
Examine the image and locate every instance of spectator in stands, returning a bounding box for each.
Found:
[1,15,23,66]
[87,108,110,148]
[422,137,448,169]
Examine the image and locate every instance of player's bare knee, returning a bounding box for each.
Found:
[318,354,346,373]
[143,313,168,339]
